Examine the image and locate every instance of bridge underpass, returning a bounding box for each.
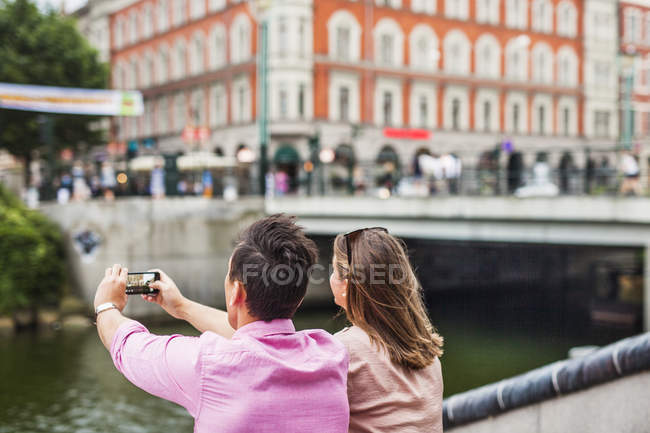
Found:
[267,195,650,331]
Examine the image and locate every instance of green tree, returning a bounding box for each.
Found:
[0,183,65,317]
[0,0,108,182]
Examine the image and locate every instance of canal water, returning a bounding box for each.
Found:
[1,238,642,432]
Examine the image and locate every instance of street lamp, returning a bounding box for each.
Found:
[621,47,638,151]
[249,0,272,195]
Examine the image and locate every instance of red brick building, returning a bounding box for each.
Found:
[109,0,619,192]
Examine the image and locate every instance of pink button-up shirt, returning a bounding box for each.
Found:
[110,318,349,433]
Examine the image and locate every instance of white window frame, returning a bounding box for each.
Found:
[445,0,469,20]
[373,18,404,67]
[506,0,528,29]
[531,43,554,84]
[443,30,471,75]
[476,0,500,25]
[409,24,439,71]
[532,0,553,33]
[327,11,361,62]
[474,33,501,78]
[190,32,205,76]
[209,24,227,70]
[230,13,251,64]
[328,71,360,123]
[374,77,403,126]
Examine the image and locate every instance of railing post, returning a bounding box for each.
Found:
[643,242,650,332]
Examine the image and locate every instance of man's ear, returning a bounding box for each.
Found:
[231,280,247,307]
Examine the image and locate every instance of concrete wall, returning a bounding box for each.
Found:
[40,198,265,317]
[447,371,650,433]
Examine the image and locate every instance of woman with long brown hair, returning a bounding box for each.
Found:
[330,228,444,433]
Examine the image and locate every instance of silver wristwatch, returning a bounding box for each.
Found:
[95,302,119,317]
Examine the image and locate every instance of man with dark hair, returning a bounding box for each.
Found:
[93,214,349,433]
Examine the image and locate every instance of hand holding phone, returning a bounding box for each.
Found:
[126,272,160,295]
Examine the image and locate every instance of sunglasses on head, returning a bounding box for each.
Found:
[344,227,389,268]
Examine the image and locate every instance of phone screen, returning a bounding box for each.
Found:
[126,272,160,295]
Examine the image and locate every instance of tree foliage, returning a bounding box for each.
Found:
[0,183,65,314]
[0,0,108,162]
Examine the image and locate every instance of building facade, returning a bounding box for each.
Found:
[108,0,622,192]
[620,0,650,144]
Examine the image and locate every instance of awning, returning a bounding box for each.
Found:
[128,155,164,171]
[177,152,237,171]
[274,146,300,164]
[377,146,399,164]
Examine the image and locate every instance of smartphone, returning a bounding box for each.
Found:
[126,272,160,295]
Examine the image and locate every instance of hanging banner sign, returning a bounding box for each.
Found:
[0,82,143,116]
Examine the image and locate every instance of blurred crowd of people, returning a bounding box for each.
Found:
[15,148,650,207]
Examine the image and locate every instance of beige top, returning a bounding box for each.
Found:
[335,326,443,433]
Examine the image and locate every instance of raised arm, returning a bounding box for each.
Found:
[94,264,132,350]
[144,269,235,338]
[94,265,202,417]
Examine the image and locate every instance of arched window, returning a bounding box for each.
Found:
[230,13,251,64]
[373,18,404,67]
[624,8,642,43]
[190,88,205,126]
[474,34,501,78]
[443,30,470,75]
[411,0,436,14]
[557,97,577,136]
[532,0,553,33]
[190,0,205,20]
[532,94,553,135]
[157,95,168,134]
[557,1,577,37]
[409,83,436,128]
[144,100,153,137]
[143,4,153,39]
[505,36,529,81]
[129,57,138,88]
[129,11,138,44]
[190,32,205,76]
[157,45,169,84]
[476,0,499,24]
[173,0,185,27]
[209,0,226,12]
[173,39,186,80]
[445,0,469,20]
[506,0,527,29]
[157,0,168,33]
[374,78,402,126]
[474,90,499,132]
[327,10,362,62]
[375,0,402,8]
[114,18,124,49]
[443,86,468,130]
[232,76,252,123]
[209,24,226,70]
[532,43,553,83]
[141,51,153,87]
[557,46,577,86]
[209,83,227,127]
[506,92,527,133]
[329,72,360,123]
[174,92,185,131]
[409,24,438,71]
